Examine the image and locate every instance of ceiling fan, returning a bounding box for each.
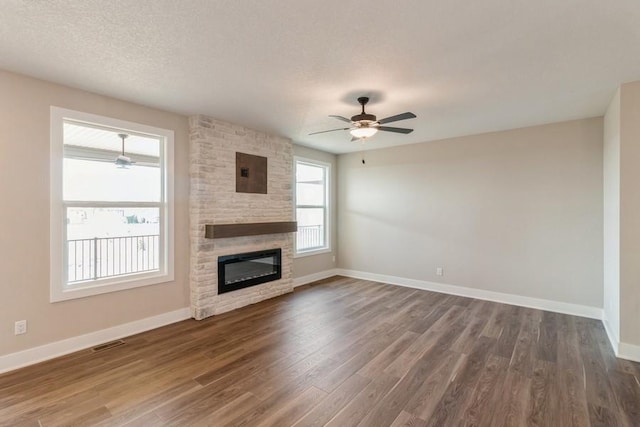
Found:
[310,97,416,141]
[115,133,135,168]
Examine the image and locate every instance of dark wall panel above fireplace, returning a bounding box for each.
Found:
[236,152,267,194]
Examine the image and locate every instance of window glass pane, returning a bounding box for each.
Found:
[296,163,325,206]
[297,163,324,182]
[296,207,325,250]
[63,121,161,202]
[63,158,161,202]
[66,207,160,283]
[296,182,325,206]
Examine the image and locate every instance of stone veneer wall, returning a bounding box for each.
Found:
[189,115,294,320]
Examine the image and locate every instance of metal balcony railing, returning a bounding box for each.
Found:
[297,225,324,251]
[67,234,160,283]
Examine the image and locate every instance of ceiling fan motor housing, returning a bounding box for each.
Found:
[351,113,377,123]
[352,96,377,123]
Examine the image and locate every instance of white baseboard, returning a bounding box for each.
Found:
[602,315,640,363]
[293,269,339,288]
[336,269,603,320]
[0,307,191,375]
[618,342,640,363]
[602,316,620,355]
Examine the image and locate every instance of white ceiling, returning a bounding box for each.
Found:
[1,1,639,154]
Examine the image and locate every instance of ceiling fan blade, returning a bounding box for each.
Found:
[378,126,414,134]
[329,115,352,123]
[309,127,350,135]
[377,112,416,125]
[350,136,359,142]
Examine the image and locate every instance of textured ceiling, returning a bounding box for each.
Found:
[1,0,639,153]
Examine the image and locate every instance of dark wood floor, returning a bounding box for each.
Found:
[1,276,639,426]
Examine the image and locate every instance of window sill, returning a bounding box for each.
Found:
[294,247,332,259]
[51,271,174,302]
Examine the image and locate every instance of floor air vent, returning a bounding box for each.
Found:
[91,340,125,352]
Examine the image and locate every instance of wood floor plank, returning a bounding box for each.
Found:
[608,369,640,426]
[536,311,559,363]
[96,379,202,427]
[577,323,621,414]
[188,392,261,427]
[315,318,397,362]
[384,306,467,379]
[406,304,449,335]
[450,314,489,354]
[390,410,427,427]
[402,351,465,421]
[555,317,590,427]
[313,323,405,393]
[194,348,286,387]
[508,310,539,378]
[461,354,509,425]
[495,372,531,427]
[254,386,327,427]
[358,347,459,427]
[527,359,557,426]
[425,379,471,427]
[222,355,344,427]
[41,406,112,427]
[292,374,371,427]
[481,303,510,338]
[357,330,419,378]
[0,276,638,426]
[239,351,331,400]
[424,336,497,426]
[495,308,522,359]
[324,373,400,427]
[121,410,167,427]
[589,403,622,427]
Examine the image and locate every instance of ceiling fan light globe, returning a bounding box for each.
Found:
[350,127,378,139]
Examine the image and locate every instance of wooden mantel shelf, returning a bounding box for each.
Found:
[205,221,297,239]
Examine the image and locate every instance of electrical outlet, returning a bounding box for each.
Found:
[436,267,444,276]
[14,320,27,335]
[332,255,336,263]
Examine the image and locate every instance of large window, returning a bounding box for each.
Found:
[50,107,174,301]
[295,157,330,256]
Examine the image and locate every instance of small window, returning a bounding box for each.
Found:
[50,107,174,301]
[294,157,330,256]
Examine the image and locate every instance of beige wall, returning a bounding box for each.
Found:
[338,118,604,308]
[0,70,190,356]
[603,88,621,341]
[292,144,338,278]
[619,81,640,346]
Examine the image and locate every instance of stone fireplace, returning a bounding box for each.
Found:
[189,115,294,320]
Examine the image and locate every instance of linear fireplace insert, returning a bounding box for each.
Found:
[217,248,282,294]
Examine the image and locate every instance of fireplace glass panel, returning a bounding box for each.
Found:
[218,249,281,294]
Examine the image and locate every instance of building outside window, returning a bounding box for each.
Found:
[294,157,330,256]
[50,107,174,301]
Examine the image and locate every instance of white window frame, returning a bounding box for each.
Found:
[50,107,175,302]
[294,156,331,257]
